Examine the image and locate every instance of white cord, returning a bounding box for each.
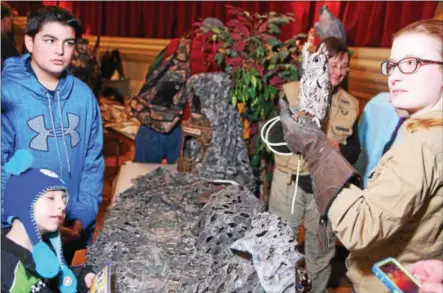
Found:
[260,115,301,214]
[209,179,240,186]
[291,159,301,215]
[260,116,293,156]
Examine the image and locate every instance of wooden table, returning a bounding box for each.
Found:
[110,162,178,205]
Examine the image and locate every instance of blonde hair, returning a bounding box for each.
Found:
[394,19,443,58]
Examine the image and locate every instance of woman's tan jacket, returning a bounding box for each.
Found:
[329,109,443,293]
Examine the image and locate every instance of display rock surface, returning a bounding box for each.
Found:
[87,168,306,292]
[185,72,256,193]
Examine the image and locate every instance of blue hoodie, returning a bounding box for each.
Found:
[1,54,104,230]
[354,92,401,188]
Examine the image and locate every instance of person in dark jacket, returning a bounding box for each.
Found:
[1,149,95,293]
[133,17,224,164]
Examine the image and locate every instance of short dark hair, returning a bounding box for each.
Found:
[25,6,82,39]
[1,2,12,20]
[318,37,349,59]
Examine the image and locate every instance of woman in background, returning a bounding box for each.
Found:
[279,19,443,293]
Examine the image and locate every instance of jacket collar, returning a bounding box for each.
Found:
[412,109,443,120]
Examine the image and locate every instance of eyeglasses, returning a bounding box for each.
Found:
[329,64,349,73]
[381,57,443,76]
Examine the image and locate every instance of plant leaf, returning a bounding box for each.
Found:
[261,34,274,42]
[231,33,242,41]
[251,75,257,87]
[252,63,264,76]
[256,46,265,58]
[236,24,250,38]
[257,21,269,33]
[270,54,279,65]
[244,72,251,85]
[269,76,283,87]
[231,95,237,106]
[267,38,280,47]
[248,87,256,98]
[234,41,246,52]
[215,52,225,65]
[279,51,289,62]
[269,24,281,35]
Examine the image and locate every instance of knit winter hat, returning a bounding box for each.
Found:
[3,149,77,293]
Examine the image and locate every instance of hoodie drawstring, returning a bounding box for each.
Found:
[56,91,71,177]
[46,92,64,178]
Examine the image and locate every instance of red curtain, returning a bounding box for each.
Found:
[8,1,43,17]
[32,1,439,47]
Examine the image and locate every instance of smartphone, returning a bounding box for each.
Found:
[372,257,421,293]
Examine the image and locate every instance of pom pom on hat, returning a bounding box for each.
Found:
[49,233,78,293]
[4,149,33,175]
[58,265,78,293]
[32,241,61,278]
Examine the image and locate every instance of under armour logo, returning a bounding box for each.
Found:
[28,113,80,151]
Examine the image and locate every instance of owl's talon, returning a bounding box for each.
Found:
[291,112,311,125]
[290,111,321,128]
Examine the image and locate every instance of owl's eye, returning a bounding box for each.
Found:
[313,57,319,63]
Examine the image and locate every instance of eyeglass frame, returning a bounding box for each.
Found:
[380,57,443,76]
[329,64,350,73]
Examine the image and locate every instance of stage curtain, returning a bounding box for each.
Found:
[8,1,43,17]
[33,1,439,47]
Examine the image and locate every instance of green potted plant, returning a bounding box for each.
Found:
[193,5,300,202]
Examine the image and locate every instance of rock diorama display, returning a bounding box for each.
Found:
[87,168,309,292]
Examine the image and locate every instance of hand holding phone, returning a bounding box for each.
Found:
[407,260,443,293]
[373,257,421,293]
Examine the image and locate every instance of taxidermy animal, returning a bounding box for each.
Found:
[294,41,332,128]
[314,5,347,42]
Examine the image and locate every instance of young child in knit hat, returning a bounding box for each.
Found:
[1,150,96,293]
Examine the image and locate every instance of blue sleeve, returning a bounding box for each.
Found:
[1,99,15,224]
[354,103,371,187]
[358,107,369,149]
[68,94,104,230]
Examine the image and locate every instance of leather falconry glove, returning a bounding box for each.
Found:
[278,98,360,248]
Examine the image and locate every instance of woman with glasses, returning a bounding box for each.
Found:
[270,36,361,293]
[279,19,443,293]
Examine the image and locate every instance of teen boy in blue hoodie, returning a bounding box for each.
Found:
[1,6,104,263]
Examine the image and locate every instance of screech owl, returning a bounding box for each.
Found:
[296,42,333,128]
